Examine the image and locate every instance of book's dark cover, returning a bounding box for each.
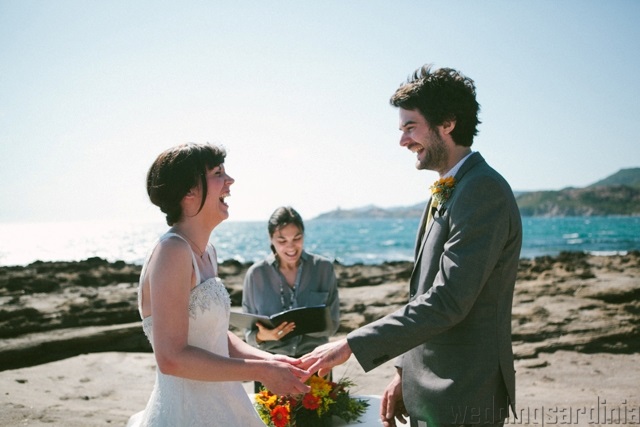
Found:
[230,305,331,339]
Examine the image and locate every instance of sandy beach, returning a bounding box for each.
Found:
[1,252,639,426]
[2,349,639,426]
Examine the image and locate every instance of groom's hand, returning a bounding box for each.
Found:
[298,339,352,378]
[381,370,408,426]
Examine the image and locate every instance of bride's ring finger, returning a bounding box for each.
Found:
[277,330,284,336]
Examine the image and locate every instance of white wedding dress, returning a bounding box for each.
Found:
[127,233,265,427]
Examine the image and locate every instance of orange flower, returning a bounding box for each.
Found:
[302,393,321,410]
[270,405,290,427]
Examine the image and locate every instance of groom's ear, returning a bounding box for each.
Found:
[440,118,456,135]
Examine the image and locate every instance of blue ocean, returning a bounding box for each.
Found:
[0,216,639,267]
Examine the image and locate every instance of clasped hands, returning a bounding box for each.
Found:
[258,329,351,396]
[257,321,351,378]
[262,336,409,426]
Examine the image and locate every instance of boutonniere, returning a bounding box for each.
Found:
[430,176,456,206]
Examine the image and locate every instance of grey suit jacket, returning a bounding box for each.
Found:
[347,152,522,425]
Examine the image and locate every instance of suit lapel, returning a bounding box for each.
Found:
[414,197,432,259]
[412,152,486,267]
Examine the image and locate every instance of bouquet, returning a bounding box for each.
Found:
[254,376,370,427]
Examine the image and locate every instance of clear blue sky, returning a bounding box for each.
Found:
[1,0,638,223]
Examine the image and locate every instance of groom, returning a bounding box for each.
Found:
[300,64,522,427]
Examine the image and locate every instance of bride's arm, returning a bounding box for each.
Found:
[147,238,307,393]
[227,332,271,359]
[227,332,300,366]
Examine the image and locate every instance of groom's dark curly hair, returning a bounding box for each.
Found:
[390,64,481,147]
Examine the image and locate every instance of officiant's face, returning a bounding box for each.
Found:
[398,108,448,172]
[271,223,304,266]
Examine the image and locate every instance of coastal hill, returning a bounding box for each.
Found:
[517,167,640,216]
[315,167,640,219]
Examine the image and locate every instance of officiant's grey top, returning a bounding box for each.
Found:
[242,251,340,356]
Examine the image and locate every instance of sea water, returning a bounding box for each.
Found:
[0,216,638,267]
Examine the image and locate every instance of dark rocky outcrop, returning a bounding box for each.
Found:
[1,251,639,371]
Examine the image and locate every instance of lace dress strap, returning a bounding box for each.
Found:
[136,232,202,317]
[204,242,218,277]
[162,232,202,284]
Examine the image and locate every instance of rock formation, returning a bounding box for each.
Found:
[1,252,638,371]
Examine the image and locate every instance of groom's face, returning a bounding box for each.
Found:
[398,108,448,173]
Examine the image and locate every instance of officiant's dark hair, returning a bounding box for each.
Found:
[147,143,226,225]
[268,206,305,254]
[390,64,481,147]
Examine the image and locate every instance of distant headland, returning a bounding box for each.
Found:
[314,167,640,219]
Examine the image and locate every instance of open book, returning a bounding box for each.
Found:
[229,305,332,339]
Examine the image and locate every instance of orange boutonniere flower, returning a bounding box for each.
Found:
[430,176,456,205]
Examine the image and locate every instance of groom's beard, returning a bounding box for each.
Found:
[416,130,447,172]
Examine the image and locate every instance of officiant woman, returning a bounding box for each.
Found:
[242,206,340,391]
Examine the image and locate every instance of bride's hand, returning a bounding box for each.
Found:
[259,361,310,395]
[381,370,408,426]
[270,354,301,367]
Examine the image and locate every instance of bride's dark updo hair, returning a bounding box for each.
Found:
[146,143,226,225]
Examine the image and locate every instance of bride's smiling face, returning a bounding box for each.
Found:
[204,164,234,221]
[270,223,304,266]
[187,164,235,225]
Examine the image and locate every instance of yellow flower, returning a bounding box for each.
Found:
[430,177,456,205]
[309,375,332,397]
[256,390,278,408]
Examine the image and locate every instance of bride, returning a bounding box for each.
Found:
[127,143,309,426]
